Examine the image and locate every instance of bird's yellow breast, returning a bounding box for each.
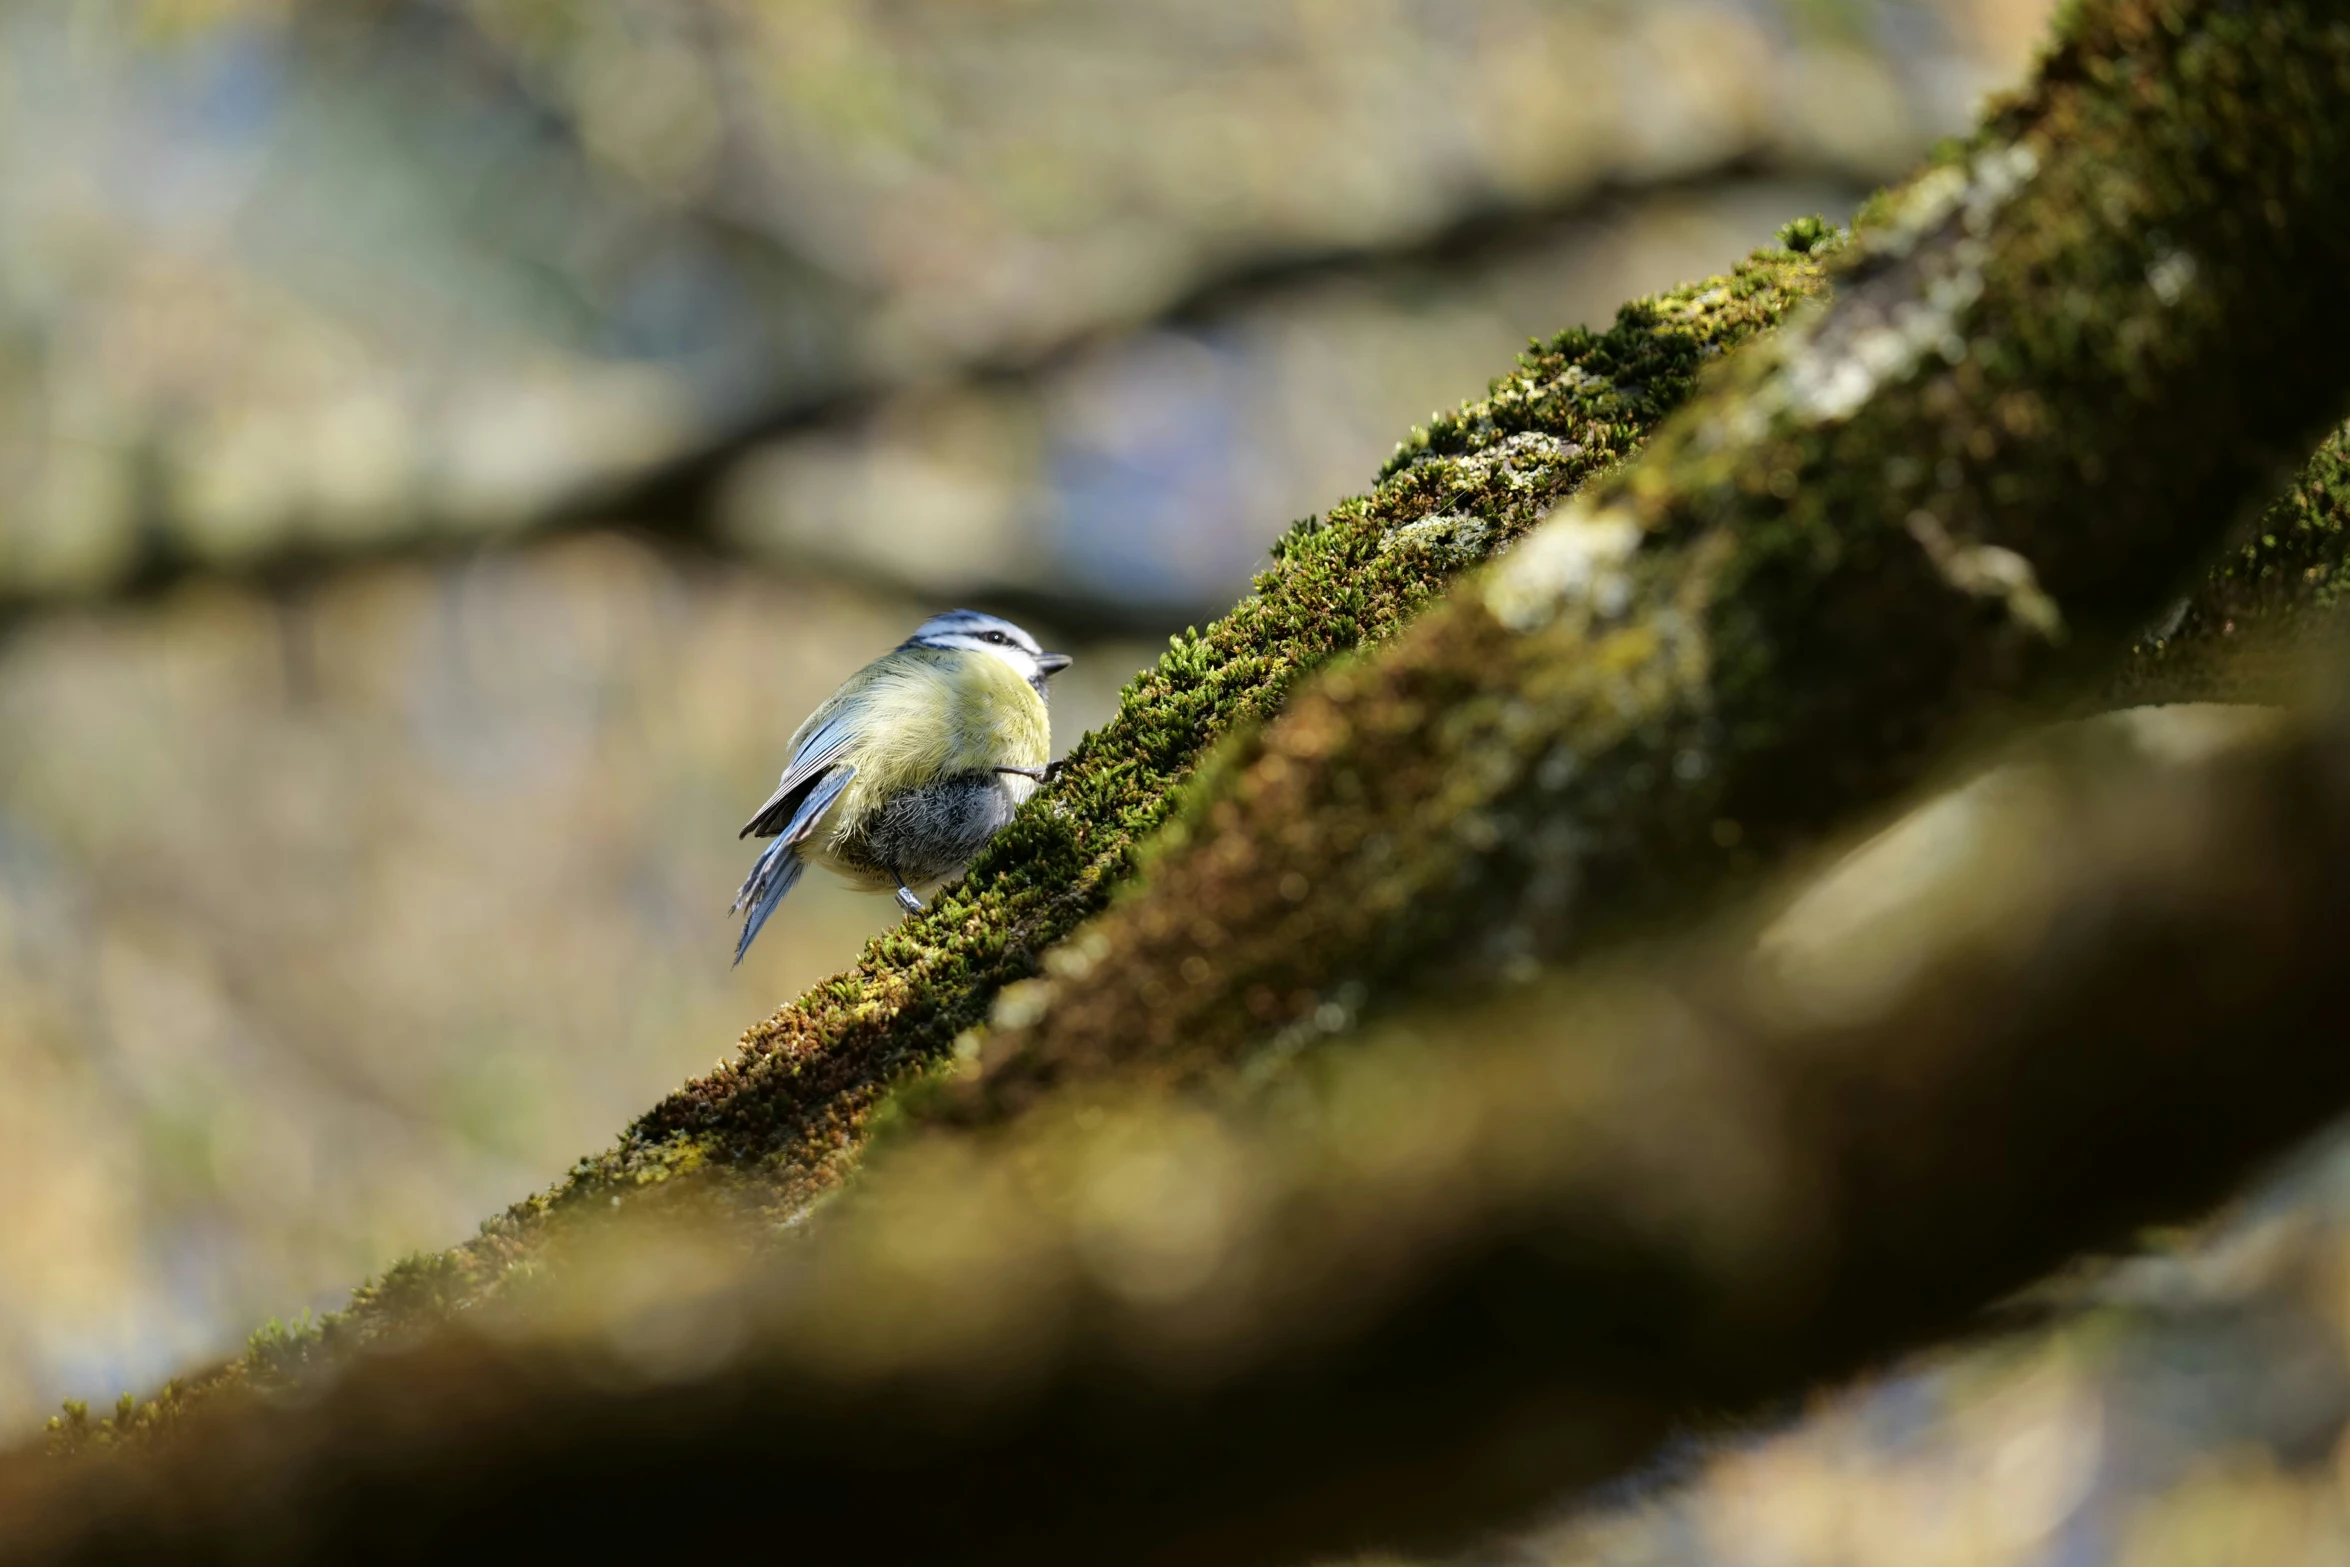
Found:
[800,645,1048,853]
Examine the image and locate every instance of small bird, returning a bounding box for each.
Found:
[731,609,1072,964]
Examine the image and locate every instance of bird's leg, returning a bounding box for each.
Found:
[992,761,1065,784]
[892,876,925,916]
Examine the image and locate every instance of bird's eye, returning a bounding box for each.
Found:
[985,631,1009,644]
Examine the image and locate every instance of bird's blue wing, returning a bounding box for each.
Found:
[732,766,854,965]
[775,764,852,847]
[740,711,857,839]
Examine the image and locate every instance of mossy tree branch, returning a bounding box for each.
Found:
[364,229,1842,1306]
[955,0,2350,1112]
[85,0,2350,1364]
[12,701,2350,1564]
[36,0,2350,1453]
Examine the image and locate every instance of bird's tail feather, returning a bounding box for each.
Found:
[732,837,807,966]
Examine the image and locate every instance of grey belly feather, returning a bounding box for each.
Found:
[843,772,1024,888]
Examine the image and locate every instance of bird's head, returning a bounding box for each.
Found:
[906,609,1072,695]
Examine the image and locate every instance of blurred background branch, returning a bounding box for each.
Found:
[0,157,1866,643]
[0,0,2015,626]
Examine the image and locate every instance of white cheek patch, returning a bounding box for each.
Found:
[978,642,1040,681]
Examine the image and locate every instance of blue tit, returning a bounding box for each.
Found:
[731,609,1072,964]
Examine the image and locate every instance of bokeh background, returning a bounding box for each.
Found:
[0,0,2053,1432]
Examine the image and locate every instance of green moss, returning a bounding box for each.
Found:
[46,1254,461,1452]
[243,1311,329,1384]
[43,1381,196,1457]
[1775,214,1837,255]
[346,1251,469,1325]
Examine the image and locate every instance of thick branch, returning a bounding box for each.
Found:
[12,700,2350,1563]
[393,237,1836,1262]
[88,0,2350,1382]
[39,4,2350,1453]
[958,0,2350,1112]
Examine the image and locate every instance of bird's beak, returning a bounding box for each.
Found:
[1036,652,1073,676]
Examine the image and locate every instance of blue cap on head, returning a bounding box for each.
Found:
[906,610,1042,654]
[906,610,1070,689]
